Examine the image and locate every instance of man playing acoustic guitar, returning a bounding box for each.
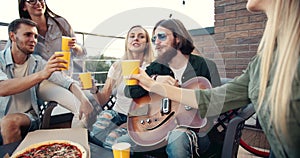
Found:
[121,19,220,158]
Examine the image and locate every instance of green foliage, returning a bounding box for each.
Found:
[85,54,118,85]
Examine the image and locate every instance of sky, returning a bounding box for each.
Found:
[0,0,214,58]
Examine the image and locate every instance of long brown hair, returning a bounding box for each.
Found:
[153,19,195,55]
[18,0,70,36]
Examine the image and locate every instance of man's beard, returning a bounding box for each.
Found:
[156,41,178,65]
[16,37,33,55]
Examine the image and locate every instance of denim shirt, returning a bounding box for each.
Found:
[196,55,300,158]
[0,47,74,119]
[34,17,87,72]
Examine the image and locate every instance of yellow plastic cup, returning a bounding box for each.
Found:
[79,72,93,89]
[54,51,71,70]
[61,36,72,51]
[112,142,131,158]
[121,60,140,85]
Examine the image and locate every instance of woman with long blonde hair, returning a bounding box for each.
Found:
[85,25,154,149]
[129,0,300,157]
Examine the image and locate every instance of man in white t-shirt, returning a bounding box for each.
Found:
[122,19,220,157]
[0,18,93,145]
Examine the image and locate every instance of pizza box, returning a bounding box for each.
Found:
[12,128,90,158]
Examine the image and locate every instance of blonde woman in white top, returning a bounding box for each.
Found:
[86,25,154,149]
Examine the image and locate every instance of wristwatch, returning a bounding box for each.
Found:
[151,74,158,80]
[90,86,99,94]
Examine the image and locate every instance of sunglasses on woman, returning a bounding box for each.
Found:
[151,32,168,44]
[25,0,45,5]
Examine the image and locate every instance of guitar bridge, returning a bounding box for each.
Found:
[161,98,171,114]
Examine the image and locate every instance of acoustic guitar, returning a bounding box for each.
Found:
[127,77,212,146]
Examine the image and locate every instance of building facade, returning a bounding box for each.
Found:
[193,0,267,78]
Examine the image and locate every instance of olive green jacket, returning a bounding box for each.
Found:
[196,55,300,158]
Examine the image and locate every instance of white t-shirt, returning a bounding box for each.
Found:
[8,60,32,114]
[107,61,148,115]
[170,63,187,85]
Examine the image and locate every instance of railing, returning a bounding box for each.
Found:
[1,21,124,87]
[74,58,119,87]
[72,32,124,87]
[0,22,9,26]
[74,31,125,46]
[72,31,124,87]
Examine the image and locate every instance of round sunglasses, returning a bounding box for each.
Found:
[25,0,45,5]
[151,32,168,44]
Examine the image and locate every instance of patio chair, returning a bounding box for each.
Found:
[201,78,255,157]
[39,89,117,129]
[39,101,58,129]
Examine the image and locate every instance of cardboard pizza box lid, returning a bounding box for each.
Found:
[13,128,90,158]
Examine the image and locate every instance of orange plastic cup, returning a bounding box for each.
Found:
[61,36,72,51]
[121,60,140,85]
[79,72,93,89]
[112,142,131,158]
[54,51,71,70]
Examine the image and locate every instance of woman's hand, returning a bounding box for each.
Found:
[79,96,94,120]
[78,76,95,90]
[68,37,77,49]
[68,37,85,56]
[156,75,179,87]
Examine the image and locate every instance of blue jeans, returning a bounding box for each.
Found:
[167,130,210,158]
[89,110,127,149]
[117,129,210,158]
[167,130,193,158]
[269,150,276,158]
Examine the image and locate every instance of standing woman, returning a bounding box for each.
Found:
[18,0,86,70]
[130,0,300,157]
[86,25,154,149]
[17,0,94,128]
